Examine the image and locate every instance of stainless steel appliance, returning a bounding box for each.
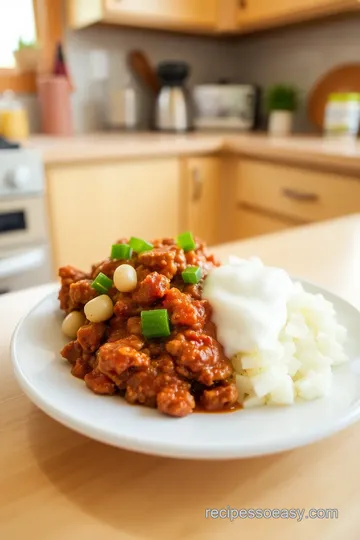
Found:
[0,146,52,294]
[193,84,258,130]
[155,61,193,132]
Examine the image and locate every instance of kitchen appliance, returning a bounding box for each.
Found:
[193,83,258,130]
[155,61,193,132]
[0,145,52,294]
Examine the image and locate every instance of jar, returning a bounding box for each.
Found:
[324,93,360,139]
[0,90,29,140]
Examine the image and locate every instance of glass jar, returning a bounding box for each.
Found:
[324,92,360,140]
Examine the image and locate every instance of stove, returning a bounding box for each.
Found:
[0,145,52,293]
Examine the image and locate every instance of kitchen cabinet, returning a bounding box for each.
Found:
[67,0,219,32]
[234,158,360,239]
[181,157,221,246]
[46,159,180,273]
[237,0,358,32]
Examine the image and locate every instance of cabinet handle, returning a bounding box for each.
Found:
[192,168,203,202]
[238,0,247,8]
[281,187,319,202]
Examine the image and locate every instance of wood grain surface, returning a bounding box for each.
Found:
[1,216,360,540]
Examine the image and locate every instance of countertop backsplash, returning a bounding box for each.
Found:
[16,12,360,135]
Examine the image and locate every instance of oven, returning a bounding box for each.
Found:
[0,148,52,294]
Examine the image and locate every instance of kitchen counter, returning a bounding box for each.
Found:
[1,214,360,540]
[27,132,360,175]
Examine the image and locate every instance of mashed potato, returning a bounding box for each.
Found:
[203,257,348,407]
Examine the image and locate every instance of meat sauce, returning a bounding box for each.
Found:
[59,237,239,417]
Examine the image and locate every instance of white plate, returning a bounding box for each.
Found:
[11,281,360,460]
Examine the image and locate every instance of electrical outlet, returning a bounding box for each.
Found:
[90,49,109,81]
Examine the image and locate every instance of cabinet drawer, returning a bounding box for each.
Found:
[236,208,296,240]
[237,160,360,223]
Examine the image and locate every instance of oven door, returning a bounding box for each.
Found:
[0,195,47,249]
[0,244,52,294]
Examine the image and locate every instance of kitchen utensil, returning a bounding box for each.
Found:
[193,83,258,130]
[308,64,360,131]
[155,61,193,132]
[127,50,160,95]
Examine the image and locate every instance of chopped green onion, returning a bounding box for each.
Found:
[91,272,113,294]
[129,237,153,254]
[177,231,196,252]
[141,309,170,339]
[111,243,132,260]
[182,266,202,284]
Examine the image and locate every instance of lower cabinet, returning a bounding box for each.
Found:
[46,158,181,273]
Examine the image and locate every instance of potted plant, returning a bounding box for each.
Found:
[13,38,41,72]
[266,85,299,136]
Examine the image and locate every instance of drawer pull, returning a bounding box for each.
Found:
[238,0,247,7]
[281,188,319,202]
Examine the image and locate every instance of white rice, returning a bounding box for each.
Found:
[233,281,348,407]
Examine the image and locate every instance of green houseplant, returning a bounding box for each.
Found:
[13,37,41,72]
[266,85,299,136]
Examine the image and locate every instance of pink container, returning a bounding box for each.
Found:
[37,76,73,136]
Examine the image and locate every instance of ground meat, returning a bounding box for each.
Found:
[91,258,128,279]
[107,316,127,342]
[125,359,193,417]
[69,279,96,308]
[71,356,92,379]
[77,322,107,353]
[61,340,82,364]
[132,272,170,304]
[127,316,142,335]
[58,266,88,312]
[157,385,195,417]
[59,236,238,417]
[113,296,138,318]
[166,330,233,386]
[200,383,239,411]
[183,283,202,300]
[97,337,149,386]
[163,287,207,329]
[138,246,186,279]
[185,249,220,278]
[151,238,176,248]
[84,369,116,395]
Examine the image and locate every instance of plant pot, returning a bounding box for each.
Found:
[268,110,293,137]
[13,48,40,73]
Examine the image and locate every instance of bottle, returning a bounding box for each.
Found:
[106,54,138,130]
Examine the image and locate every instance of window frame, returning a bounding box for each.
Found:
[0,0,63,93]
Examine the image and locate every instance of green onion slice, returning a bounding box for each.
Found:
[177,231,196,252]
[182,266,202,284]
[111,243,132,260]
[91,272,113,294]
[129,237,153,254]
[141,309,170,339]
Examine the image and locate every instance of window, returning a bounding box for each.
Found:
[0,1,37,68]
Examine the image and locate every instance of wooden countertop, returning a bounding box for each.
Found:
[26,132,360,175]
[1,215,360,540]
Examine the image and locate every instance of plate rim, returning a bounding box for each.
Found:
[10,280,360,460]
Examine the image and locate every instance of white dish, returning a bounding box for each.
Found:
[11,281,360,460]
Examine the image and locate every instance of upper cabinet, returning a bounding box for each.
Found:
[237,0,359,32]
[67,0,359,35]
[67,0,219,32]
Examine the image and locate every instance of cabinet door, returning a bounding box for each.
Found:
[236,207,296,240]
[104,0,218,29]
[238,0,354,29]
[47,159,180,272]
[181,157,220,246]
